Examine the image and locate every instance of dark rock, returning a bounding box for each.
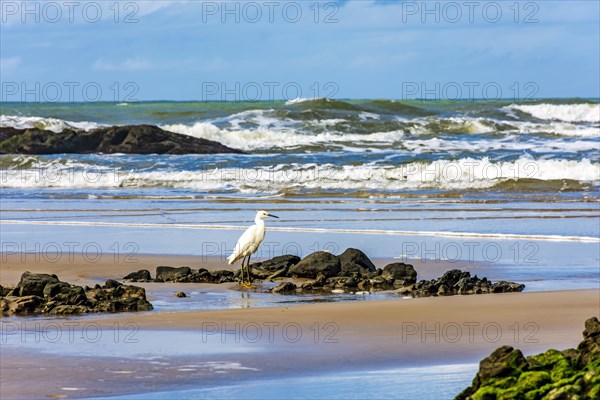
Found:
[51,285,88,306]
[314,273,328,287]
[0,298,10,313]
[104,279,122,289]
[338,248,377,275]
[2,295,44,315]
[403,269,524,298]
[250,255,301,272]
[270,282,297,294]
[0,125,245,155]
[369,276,386,286]
[156,266,191,282]
[123,269,152,282]
[381,263,417,285]
[477,346,529,383]
[357,280,371,291]
[0,285,11,297]
[185,269,214,283]
[577,316,600,366]
[87,282,153,313]
[344,277,358,287]
[289,251,341,278]
[456,317,600,400]
[211,270,235,284]
[266,267,289,281]
[300,281,315,290]
[583,316,600,339]
[491,280,526,293]
[48,305,90,315]
[12,272,59,297]
[249,267,271,279]
[560,348,579,364]
[42,282,71,298]
[0,126,25,142]
[211,270,234,278]
[174,291,187,298]
[0,273,153,316]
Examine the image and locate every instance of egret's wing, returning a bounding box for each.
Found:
[228,224,258,264]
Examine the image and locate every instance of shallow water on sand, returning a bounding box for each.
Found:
[85,363,478,400]
[2,219,598,295]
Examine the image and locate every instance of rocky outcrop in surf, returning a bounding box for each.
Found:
[0,271,153,315]
[122,248,525,297]
[0,125,244,155]
[456,317,600,400]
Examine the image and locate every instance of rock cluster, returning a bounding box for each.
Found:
[123,248,524,298]
[124,266,236,284]
[0,272,153,316]
[0,125,244,155]
[456,317,600,399]
[397,269,525,297]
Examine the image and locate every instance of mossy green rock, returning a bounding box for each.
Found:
[456,317,600,400]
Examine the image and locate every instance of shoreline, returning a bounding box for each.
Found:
[1,253,598,399]
[2,289,598,399]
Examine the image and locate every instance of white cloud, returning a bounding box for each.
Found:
[0,56,22,71]
[92,58,154,71]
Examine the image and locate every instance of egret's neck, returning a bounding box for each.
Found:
[255,216,265,226]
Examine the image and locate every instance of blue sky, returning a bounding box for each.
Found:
[1,0,599,101]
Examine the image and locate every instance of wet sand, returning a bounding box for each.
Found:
[1,254,599,399]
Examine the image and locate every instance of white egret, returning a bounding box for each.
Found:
[228,210,279,288]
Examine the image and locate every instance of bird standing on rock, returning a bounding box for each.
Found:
[228,210,279,288]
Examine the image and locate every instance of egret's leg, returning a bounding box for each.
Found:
[239,255,247,286]
[243,255,254,288]
[246,253,256,289]
[243,255,250,287]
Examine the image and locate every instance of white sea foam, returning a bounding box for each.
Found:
[285,97,324,105]
[3,220,598,242]
[507,103,600,123]
[402,136,598,154]
[2,157,597,191]
[161,122,405,151]
[514,121,600,138]
[359,112,381,120]
[0,115,104,132]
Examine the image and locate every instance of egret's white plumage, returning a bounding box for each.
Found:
[228,210,278,287]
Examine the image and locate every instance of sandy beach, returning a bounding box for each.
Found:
[1,254,598,399]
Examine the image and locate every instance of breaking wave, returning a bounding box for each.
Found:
[2,157,597,193]
[0,115,104,133]
[507,103,600,123]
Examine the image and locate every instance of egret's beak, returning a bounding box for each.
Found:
[268,214,279,218]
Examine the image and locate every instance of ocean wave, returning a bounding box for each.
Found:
[401,136,598,154]
[507,103,600,123]
[407,117,500,135]
[2,157,597,192]
[2,107,598,155]
[514,121,599,138]
[0,115,104,133]
[160,121,406,151]
[285,97,324,105]
[162,118,598,153]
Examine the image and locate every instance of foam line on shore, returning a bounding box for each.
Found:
[2,219,598,242]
